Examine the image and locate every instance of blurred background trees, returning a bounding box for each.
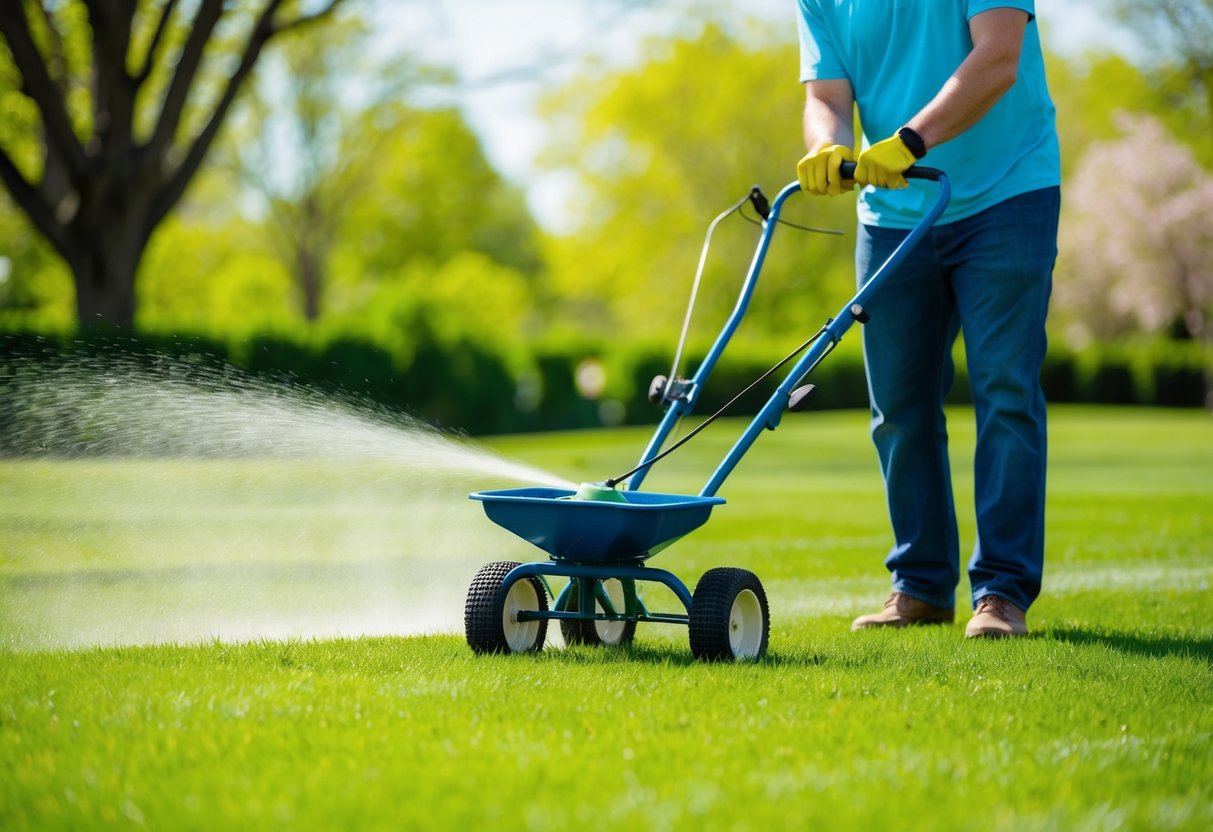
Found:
[2,0,1210,426]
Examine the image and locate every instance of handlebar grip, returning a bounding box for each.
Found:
[837,160,944,182]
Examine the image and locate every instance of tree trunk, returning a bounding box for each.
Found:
[298,247,323,322]
[67,219,146,329]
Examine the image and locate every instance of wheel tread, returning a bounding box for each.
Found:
[465,561,548,654]
[689,567,769,661]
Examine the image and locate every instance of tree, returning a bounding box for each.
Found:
[1113,0,1213,106]
[0,0,345,329]
[215,12,544,326]
[339,105,542,273]
[1109,0,1213,165]
[217,13,417,322]
[304,101,547,354]
[1056,112,1213,345]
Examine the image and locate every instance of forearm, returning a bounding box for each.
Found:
[803,79,855,151]
[905,9,1027,151]
[905,53,1016,149]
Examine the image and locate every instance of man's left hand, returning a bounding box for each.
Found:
[854,134,917,190]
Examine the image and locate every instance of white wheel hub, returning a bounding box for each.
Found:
[502,579,541,652]
[728,588,764,659]
[595,579,628,645]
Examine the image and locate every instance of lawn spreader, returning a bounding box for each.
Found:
[466,163,951,661]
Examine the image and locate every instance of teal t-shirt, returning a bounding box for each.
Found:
[797,0,1060,228]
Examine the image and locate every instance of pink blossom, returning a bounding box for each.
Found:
[1057,112,1213,343]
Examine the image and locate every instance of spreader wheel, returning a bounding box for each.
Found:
[465,561,549,654]
[689,567,769,661]
[560,578,637,647]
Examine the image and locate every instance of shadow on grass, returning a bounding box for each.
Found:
[550,641,833,668]
[558,626,1213,667]
[1045,625,1213,663]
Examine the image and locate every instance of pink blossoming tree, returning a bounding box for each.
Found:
[1057,112,1213,347]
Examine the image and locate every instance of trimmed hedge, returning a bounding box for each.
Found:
[1,331,1209,440]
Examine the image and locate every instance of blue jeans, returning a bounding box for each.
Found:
[856,187,1060,612]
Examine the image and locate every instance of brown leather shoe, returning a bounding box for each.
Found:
[965,595,1028,639]
[851,592,955,630]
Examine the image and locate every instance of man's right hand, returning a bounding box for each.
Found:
[796,144,855,196]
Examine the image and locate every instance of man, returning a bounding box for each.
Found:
[794,1,1060,638]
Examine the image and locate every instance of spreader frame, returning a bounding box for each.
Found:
[466,168,951,660]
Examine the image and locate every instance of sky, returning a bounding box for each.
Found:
[371,0,1136,231]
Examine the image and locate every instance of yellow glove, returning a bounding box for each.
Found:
[796,144,854,197]
[853,134,917,190]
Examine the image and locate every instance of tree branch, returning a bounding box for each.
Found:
[134,0,179,86]
[0,144,67,256]
[149,0,283,225]
[85,0,137,147]
[0,3,87,178]
[145,0,224,162]
[150,0,345,227]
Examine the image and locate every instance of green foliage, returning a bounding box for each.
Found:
[1038,340,1212,408]
[539,23,858,338]
[1111,0,1213,158]
[136,207,303,337]
[136,99,543,339]
[0,43,40,178]
[337,252,540,364]
[3,331,1207,460]
[335,105,542,283]
[1046,53,1157,176]
[0,194,73,331]
[1047,50,1212,172]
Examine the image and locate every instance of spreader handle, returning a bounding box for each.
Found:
[628,165,950,496]
[697,169,951,498]
[838,160,944,182]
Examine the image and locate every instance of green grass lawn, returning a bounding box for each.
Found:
[2,405,1211,830]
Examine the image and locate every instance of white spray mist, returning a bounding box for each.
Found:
[0,354,574,650]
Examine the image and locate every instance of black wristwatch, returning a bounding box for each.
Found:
[898,126,928,160]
